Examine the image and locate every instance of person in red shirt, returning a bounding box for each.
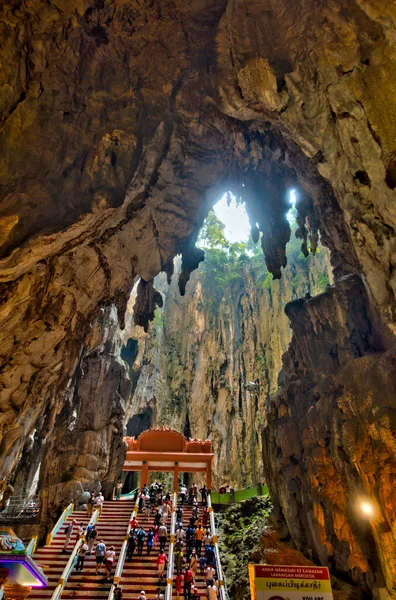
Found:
[202,507,209,527]
[129,517,139,529]
[183,567,193,600]
[157,551,168,580]
[176,572,183,599]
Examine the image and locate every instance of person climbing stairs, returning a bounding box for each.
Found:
[118,500,209,598]
[29,506,89,599]
[30,500,134,599]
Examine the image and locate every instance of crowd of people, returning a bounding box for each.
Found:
[61,491,114,580]
[123,481,219,600]
[60,482,220,599]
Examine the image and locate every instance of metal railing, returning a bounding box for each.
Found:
[115,486,139,501]
[165,492,177,600]
[50,508,100,600]
[107,496,140,600]
[207,494,228,600]
[211,484,269,505]
[46,503,74,545]
[0,494,40,523]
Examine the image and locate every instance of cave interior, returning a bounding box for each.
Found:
[1,1,396,598]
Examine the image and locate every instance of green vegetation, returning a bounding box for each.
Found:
[198,209,330,309]
[153,309,163,329]
[316,269,330,292]
[197,211,250,294]
[292,273,303,293]
[219,495,273,600]
[197,211,270,309]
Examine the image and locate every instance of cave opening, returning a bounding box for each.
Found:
[196,187,332,303]
[122,185,333,495]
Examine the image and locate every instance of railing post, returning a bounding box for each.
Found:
[26,536,38,555]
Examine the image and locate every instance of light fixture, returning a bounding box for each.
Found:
[359,499,376,519]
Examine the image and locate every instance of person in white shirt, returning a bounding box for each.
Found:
[162,504,169,522]
[176,527,185,543]
[203,530,212,547]
[104,545,116,580]
[94,493,104,515]
[158,523,167,552]
[206,565,216,586]
[75,541,89,572]
[75,522,84,544]
[154,587,164,600]
[192,483,198,500]
[180,485,187,505]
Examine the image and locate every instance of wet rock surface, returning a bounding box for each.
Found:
[263,276,396,596]
[0,1,396,595]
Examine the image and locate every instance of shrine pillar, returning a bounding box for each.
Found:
[206,465,212,491]
[173,463,179,492]
[141,462,149,489]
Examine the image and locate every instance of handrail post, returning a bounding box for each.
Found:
[207,494,228,600]
[108,496,140,600]
[165,491,177,600]
[26,536,38,555]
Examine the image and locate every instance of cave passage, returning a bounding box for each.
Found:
[2,2,396,598]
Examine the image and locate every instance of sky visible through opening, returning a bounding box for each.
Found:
[213,190,296,244]
[212,193,251,243]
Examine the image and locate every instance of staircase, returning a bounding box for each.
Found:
[30,499,212,599]
[30,500,134,599]
[119,501,209,598]
[30,507,89,599]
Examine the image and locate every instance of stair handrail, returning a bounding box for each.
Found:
[119,486,139,500]
[25,536,38,555]
[207,494,228,600]
[107,497,140,600]
[50,508,100,600]
[46,503,74,545]
[165,491,177,600]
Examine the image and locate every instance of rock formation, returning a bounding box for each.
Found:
[123,242,331,488]
[263,275,396,596]
[1,0,396,596]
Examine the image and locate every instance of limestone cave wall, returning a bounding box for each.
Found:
[0,1,396,596]
[263,276,396,596]
[124,249,331,489]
